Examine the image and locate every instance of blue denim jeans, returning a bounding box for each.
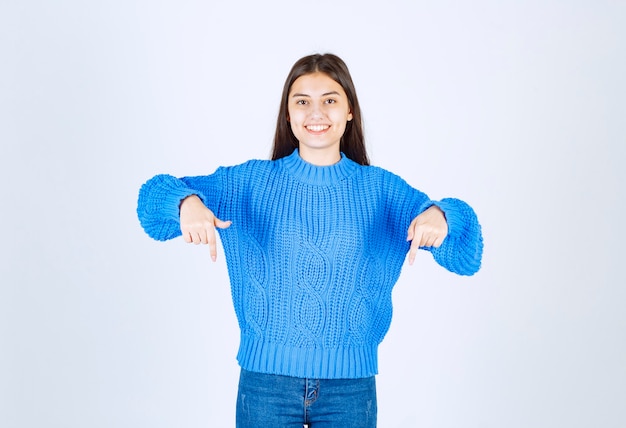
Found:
[236,369,377,427]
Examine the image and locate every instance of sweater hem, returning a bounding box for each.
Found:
[236,335,379,379]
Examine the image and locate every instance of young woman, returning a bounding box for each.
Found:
[137,53,483,427]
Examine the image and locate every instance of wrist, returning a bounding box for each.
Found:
[180,194,201,210]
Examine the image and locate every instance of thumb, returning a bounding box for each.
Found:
[406,219,416,241]
[214,218,232,229]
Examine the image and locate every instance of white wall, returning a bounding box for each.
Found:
[1,1,624,427]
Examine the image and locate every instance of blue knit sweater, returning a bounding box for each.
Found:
[137,149,483,379]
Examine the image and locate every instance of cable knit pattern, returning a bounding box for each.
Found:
[137,149,483,379]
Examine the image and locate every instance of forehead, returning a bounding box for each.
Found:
[289,72,346,96]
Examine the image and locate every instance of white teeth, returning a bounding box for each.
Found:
[307,125,329,132]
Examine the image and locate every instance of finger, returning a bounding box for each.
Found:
[206,226,218,261]
[182,230,192,243]
[423,234,436,248]
[215,219,232,229]
[200,229,210,245]
[193,232,203,245]
[406,219,417,241]
[408,228,424,265]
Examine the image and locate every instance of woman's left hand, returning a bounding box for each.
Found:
[406,205,448,265]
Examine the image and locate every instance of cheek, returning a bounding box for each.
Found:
[288,119,301,139]
[288,108,302,124]
[332,108,351,124]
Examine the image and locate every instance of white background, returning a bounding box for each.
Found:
[1,1,625,427]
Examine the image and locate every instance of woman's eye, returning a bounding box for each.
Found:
[296,99,308,105]
[325,99,336,104]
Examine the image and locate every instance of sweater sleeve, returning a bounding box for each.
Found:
[136,170,224,241]
[419,197,483,276]
[380,168,483,276]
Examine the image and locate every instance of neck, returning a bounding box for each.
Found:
[298,146,341,166]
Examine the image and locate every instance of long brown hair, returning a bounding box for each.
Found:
[271,53,369,166]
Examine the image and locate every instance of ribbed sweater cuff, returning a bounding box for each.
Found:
[236,335,378,379]
[421,198,463,238]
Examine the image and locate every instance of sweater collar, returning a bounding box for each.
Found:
[279,148,359,185]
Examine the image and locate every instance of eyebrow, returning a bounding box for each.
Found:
[291,91,342,98]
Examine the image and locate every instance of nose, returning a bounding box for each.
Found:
[309,101,324,119]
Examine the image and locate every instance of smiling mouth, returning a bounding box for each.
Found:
[306,125,330,132]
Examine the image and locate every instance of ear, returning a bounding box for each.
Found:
[347,110,353,121]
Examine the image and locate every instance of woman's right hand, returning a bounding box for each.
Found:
[179,195,232,261]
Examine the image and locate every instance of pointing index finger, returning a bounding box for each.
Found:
[408,227,424,265]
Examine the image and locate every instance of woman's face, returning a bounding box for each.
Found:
[287,72,353,165]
